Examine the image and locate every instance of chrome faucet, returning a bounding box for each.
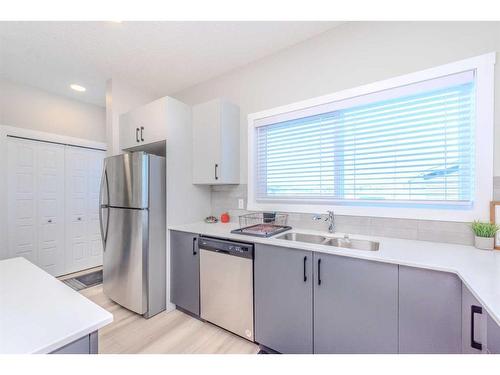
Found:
[327,210,335,233]
[312,210,336,233]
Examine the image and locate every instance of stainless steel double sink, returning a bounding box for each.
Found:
[275,232,379,251]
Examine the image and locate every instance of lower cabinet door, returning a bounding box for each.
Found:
[399,266,462,353]
[313,253,398,353]
[462,284,487,353]
[487,313,500,354]
[170,231,200,316]
[254,244,313,353]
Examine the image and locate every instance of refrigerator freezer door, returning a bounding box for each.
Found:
[104,152,149,209]
[103,207,148,314]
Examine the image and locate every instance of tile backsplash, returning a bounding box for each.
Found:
[210,178,500,246]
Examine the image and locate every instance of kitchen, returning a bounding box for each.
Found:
[1,7,500,374]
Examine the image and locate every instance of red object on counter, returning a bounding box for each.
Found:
[220,212,230,223]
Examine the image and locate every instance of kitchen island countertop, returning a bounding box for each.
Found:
[0,257,113,354]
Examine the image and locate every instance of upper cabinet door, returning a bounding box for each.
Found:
[119,98,168,151]
[119,111,139,150]
[313,253,399,354]
[192,99,239,184]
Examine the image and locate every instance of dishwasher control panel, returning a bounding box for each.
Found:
[198,237,254,259]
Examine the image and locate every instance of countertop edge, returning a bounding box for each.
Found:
[33,315,113,354]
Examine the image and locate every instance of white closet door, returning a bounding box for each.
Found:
[36,143,65,275]
[86,149,105,268]
[65,146,105,273]
[7,138,65,276]
[7,138,38,265]
[65,147,90,273]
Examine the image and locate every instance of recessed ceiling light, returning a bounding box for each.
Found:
[70,84,86,92]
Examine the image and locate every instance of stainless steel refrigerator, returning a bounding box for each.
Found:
[99,152,166,318]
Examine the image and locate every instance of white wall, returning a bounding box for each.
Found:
[0,79,106,142]
[173,21,500,181]
[105,79,157,155]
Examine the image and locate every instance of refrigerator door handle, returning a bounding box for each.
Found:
[99,168,111,249]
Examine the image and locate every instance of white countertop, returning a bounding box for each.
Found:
[0,257,113,354]
[169,221,500,326]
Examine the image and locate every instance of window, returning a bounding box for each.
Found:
[248,53,495,221]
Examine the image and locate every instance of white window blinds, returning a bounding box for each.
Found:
[255,71,475,206]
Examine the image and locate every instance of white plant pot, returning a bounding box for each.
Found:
[474,236,495,250]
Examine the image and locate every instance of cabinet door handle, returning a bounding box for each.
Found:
[140,126,144,142]
[303,256,307,282]
[471,305,483,350]
[192,237,197,256]
[136,128,140,142]
[47,219,53,223]
[214,164,219,180]
[317,258,322,285]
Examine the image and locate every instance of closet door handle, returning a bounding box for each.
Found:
[471,305,483,350]
[140,126,144,142]
[215,164,219,180]
[317,258,322,285]
[192,237,197,256]
[136,128,140,142]
[47,219,53,223]
[303,256,307,282]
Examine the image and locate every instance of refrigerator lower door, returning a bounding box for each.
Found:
[103,207,149,314]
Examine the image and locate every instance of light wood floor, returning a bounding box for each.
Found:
[80,285,260,354]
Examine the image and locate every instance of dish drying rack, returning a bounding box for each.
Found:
[230,212,291,238]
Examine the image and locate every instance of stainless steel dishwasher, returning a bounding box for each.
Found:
[199,236,254,341]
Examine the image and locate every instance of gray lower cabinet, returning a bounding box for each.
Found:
[170,230,200,316]
[399,266,462,353]
[254,244,313,353]
[487,314,500,354]
[462,284,487,353]
[50,331,98,354]
[313,253,399,353]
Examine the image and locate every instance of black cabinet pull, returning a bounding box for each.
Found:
[192,237,197,256]
[303,256,307,282]
[140,126,144,142]
[215,164,219,180]
[471,305,483,350]
[136,128,140,142]
[317,258,322,285]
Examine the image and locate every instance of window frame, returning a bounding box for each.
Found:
[247,53,495,222]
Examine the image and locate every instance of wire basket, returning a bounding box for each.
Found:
[238,212,288,228]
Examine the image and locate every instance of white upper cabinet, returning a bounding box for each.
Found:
[120,98,168,150]
[192,99,240,184]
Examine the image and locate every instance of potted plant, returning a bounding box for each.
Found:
[470,221,500,250]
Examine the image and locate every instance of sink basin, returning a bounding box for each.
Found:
[323,237,380,251]
[275,232,379,251]
[276,232,327,244]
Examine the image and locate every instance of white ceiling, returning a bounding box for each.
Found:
[0,21,341,107]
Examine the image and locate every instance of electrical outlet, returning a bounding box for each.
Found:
[238,198,245,209]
